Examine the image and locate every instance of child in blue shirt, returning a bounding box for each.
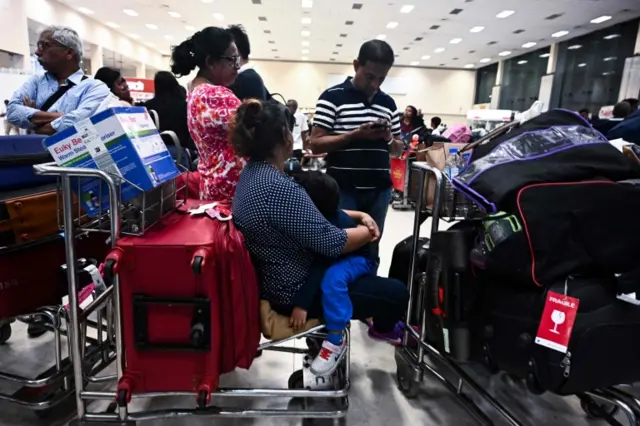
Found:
[288,170,376,375]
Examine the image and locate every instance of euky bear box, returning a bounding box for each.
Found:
[44,107,180,216]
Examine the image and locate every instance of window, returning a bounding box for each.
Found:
[551,18,639,114]
[499,47,550,111]
[474,63,498,104]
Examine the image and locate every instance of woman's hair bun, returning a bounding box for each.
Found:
[170,37,197,77]
[242,99,263,129]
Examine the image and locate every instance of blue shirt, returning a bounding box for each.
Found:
[313,77,401,190]
[232,160,348,305]
[7,69,110,132]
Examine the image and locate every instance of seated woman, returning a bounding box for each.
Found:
[231,99,410,374]
[94,67,133,106]
[171,26,243,202]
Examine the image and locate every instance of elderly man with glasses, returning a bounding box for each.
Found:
[7,26,110,135]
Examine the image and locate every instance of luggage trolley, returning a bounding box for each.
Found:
[396,143,640,424]
[32,162,350,425]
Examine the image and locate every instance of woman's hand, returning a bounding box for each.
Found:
[290,307,308,330]
[360,213,380,242]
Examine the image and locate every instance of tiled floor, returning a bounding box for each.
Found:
[0,209,630,425]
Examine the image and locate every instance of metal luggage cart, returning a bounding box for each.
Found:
[32,162,350,425]
[395,161,640,426]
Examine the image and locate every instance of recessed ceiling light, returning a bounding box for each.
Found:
[201,0,213,3]
[145,24,158,30]
[77,7,94,15]
[602,71,612,76]
[464,64,475,68]
[376,34,387,40]
[213,13,224,21]
[168,11,181,18]
[480,58,491,63]
[302,0,313,8]
[400,5,415,13]
[604,34,621,40]
[106,22,119,29]
[603,56,617,61]
[552,30,569,38]
[301,30,311,37]
[186,25,195,31]
[591,15,612,24]
[123,9,138,16]
[496,10,515,19]
[450,38,462,44]
[522,42,537,48]
[540,53,551,58]
[302,40,310,46]
[129,33,140,39]
[301,56,309,61]
[470,26,484,33]
[568,44,582,50]
[302,49,310,54]
[164,35,174,40]
[410,61,420,66]
[578,63,587,67]
[498,50,511,56]
[387,21,399,29]
[421,55,431,60]
[301,17,312,24]
[517,60,528,65]
[434,47,445,53]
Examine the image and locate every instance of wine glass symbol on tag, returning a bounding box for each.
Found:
[550,310,566,334]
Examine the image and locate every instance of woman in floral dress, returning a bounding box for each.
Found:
[171,26,243,202]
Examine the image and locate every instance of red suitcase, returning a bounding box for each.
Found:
[105,200,260,406]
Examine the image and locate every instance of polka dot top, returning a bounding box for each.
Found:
[232,160,348,305]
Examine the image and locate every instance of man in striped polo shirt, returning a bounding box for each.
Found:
[310,40,402,255]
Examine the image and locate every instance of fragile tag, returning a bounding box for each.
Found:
[535,291,579,353]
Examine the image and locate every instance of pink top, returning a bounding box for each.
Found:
[187,84,245,202]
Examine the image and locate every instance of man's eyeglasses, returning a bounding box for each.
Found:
[220,55,241,68]
[36,40,67,51]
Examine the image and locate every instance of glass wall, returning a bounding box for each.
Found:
[474,63,498,104]
[499,47,551,112]
[551,18,639,114]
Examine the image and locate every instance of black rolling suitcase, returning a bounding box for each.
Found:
[475,276,640,395]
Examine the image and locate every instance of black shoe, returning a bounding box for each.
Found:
[27,318,50,338]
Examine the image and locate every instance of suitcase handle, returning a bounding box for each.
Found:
[191,247,211,275]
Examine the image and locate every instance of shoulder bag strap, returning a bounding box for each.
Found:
[40,75,89,112]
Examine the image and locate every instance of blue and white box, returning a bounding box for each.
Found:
[44,107,180,216]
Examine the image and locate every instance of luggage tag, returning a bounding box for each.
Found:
[187,202,233,221]
[535,277,580,354]
[188,202,219,216]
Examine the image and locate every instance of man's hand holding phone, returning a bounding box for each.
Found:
[352,119,391,141]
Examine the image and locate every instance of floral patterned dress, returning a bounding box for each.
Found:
[187,84,245,202]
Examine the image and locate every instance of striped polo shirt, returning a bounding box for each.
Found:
[313,77,401,191]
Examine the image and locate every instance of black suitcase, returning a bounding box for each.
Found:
[474,276,640,395]
[388,235,430,285]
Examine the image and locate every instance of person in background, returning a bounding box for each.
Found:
[430,116,444,135]
[7,26,110,135]
[227,25,269,101]
[578,108,591,122]
[94,67,133,106]
[287,99,309,161]
[310,40,403,260]
[400,105,424,134]
[593,101,631,136]
[172,26,243,202]
[1,100,19,135]
[144,71,195,164]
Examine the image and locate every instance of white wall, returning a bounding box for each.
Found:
[0,0,30,68]
[252,61,476,123]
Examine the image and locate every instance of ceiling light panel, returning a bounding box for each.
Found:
[421,55,431,60]
[552,30,569,38]
[522,42,537,48]
[376,34,387,40]
[145,24,158,30]
[186,25,195,31]
[302,0,313,8]
[410,61,420,66]
[470,26,484,33]
[591,15,612,24]
[301,17,312,24]
[480,58,491,63]
[496,10,515,19]
[518,60,528,65]
[434,47,445,53]
[77,7,94,15]
[387,22,398,29]
[213,13,224,21]
[604,34,621,40]
[302,40,310,46]
[106,22,119,28]
[540,53,551,58]
[400,5,415,13]
[568,44,582,50]
[168,11,181,18]
[301,30,311,37]
[498,51,511,56]
[450,38,462,44]
[123,9,138,16]
[302,49,310,54]
[464,64,474,68]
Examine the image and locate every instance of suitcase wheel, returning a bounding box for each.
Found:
[0,323,12,345]
[288,370,304,389]
[197,390,208,408]
[117,389,128,407]
[192,256,204,275]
